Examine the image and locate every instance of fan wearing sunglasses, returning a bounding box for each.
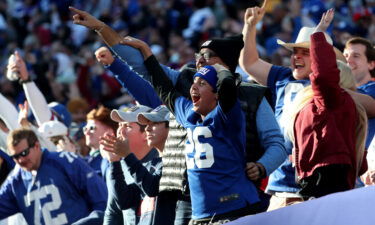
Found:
[0,128,107,224]
[83,106,119,178]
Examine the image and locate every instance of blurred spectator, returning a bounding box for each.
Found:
[67,97,90,124]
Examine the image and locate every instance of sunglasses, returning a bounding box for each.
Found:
[194,52,217,61]
[11,144,34,160]
[83,124,96,133]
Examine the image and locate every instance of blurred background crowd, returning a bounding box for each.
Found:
[0,0,373,120]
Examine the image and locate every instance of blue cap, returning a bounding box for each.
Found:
[193,65,218,92]
[48,102,72,127]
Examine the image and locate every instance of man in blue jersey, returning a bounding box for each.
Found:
[344,37,375,148]
[240,3,375,209]
[239,2,346,209]
[136,48,262,223]
[344,37,375,185]
[240,2,313,209]
[71,6,289,214]
[0,128,107,225]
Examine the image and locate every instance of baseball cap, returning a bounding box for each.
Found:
[137,105,170,125]
[48,102,72,127]
[193,65,218,92]
[38,120,68,138]
[111,105,152,123]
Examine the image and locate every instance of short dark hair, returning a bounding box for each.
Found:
[8,128,38,149]
[345,37,375,77]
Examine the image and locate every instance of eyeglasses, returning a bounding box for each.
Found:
[11,144,34,160]
[83,124,96,133]
[194,52,217,61]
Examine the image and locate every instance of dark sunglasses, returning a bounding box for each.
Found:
[83,124,96,133]
[11,144,35,160]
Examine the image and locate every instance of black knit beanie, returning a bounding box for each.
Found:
[200,34,244,73]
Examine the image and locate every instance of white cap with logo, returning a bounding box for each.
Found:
[38,121,68,138]
[137,105,170,125]
[111,105,152,123]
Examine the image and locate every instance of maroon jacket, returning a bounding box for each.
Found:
[293,32,367,188]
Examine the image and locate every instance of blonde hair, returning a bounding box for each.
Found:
[284,60,367,175]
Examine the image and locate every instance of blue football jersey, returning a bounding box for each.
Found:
[0,150,107,225]
[267,65,310,123]
[357,81,375,148]
[174,97,259,219]
[266,65,311,193]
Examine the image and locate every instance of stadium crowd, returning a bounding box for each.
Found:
[0,0,374,224]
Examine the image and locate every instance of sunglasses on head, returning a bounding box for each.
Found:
[83,124,96,133]
[11,144,35,160]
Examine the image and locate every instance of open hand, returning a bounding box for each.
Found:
[100,132,130,158]
[315,8,334,33]
[18,101,30,127]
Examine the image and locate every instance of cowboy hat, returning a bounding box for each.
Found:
[277,27,346,62]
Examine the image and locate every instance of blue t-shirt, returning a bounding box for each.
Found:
[0,150,107,225]
[174,97,259,219]
[266,65,310,193]
[357,81,375,148]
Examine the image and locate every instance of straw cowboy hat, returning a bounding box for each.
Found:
[277,27,346,62]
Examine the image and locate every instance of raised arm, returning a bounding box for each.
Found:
[239,0,272,85]
[121,37,182,113]
[10,52,52,126]
[310,9,342,108]
[70,7,180,84]
[214,64,238,113]
[70,7,122,47]
[95,47,162,108]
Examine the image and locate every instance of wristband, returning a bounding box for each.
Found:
[19,77,32,85]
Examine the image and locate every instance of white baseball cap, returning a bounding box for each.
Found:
[38,121,68,138]
[137,105,170,125]
[110,105,152,123]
